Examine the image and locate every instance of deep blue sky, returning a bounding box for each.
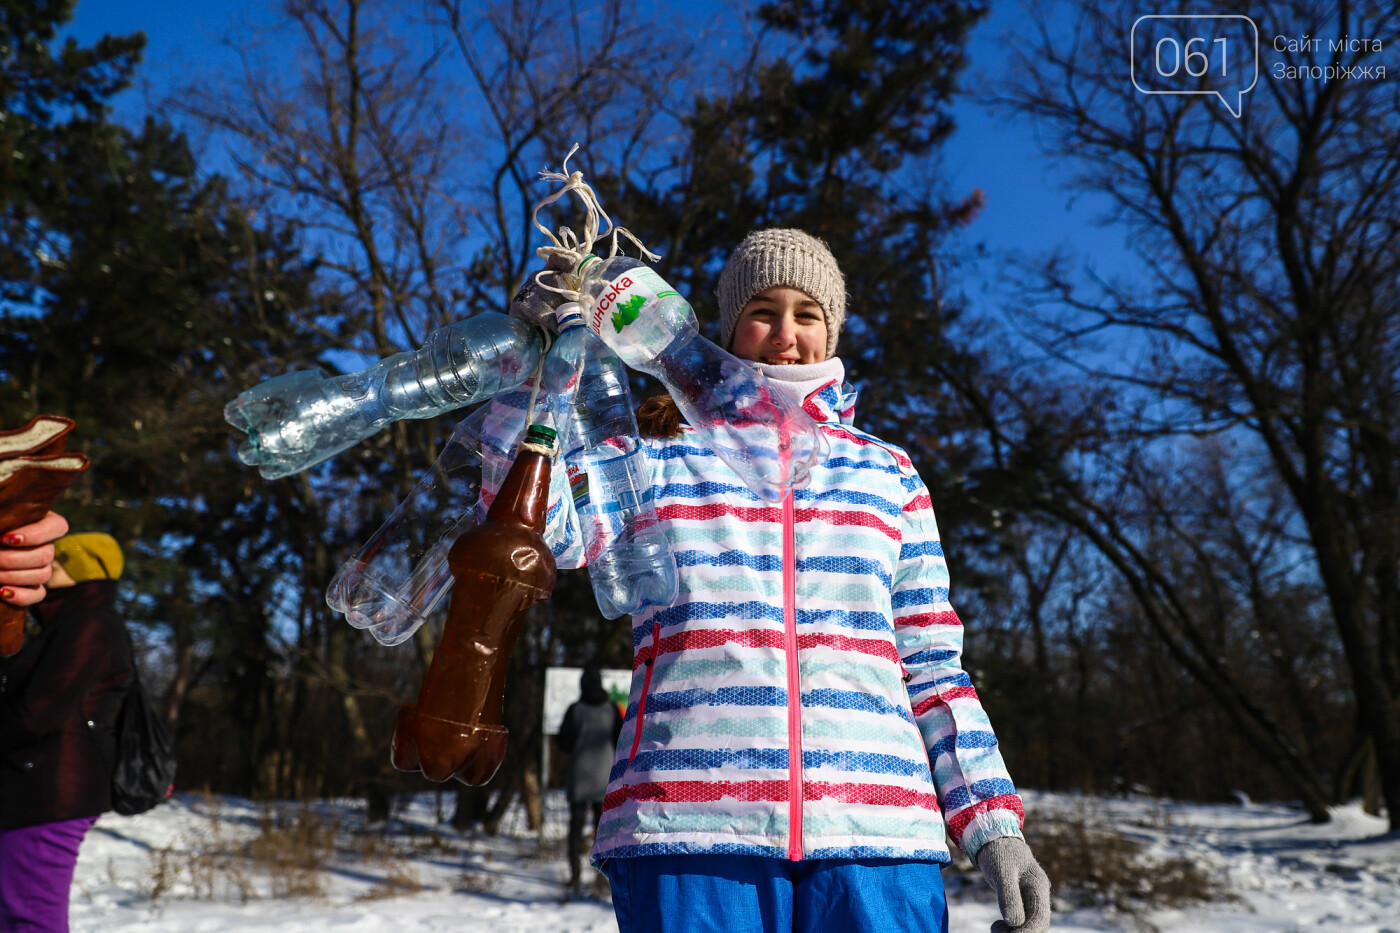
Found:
[62,0,1137,314]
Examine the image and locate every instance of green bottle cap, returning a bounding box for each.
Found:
[525,424,557,450]
[574,254,600,277]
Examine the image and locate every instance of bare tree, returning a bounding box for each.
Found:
[431,0,692,309]
[994,0,1400,825]
[1033,437,1343,817]
[175,0,696,811]
[185,0,470,354]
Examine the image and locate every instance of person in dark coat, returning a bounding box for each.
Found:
[0,532,133,932]
[556,665,623,892]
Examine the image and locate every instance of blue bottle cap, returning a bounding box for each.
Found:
[555,302,584,329]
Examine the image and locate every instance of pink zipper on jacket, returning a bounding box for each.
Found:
[628,620,661,763]
[782,488,803,860]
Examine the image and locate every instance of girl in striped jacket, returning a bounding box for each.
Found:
[515,230,1050,933]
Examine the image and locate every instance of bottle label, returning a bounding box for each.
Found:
[585,268,680,338]
[568,443,658,563]
[584,446,654,515]
[571,443,658,553]
[567,456,591,508]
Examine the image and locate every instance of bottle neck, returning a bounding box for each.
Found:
[574,254,600,280]
[555,300,585,332]
[486,447,552,531]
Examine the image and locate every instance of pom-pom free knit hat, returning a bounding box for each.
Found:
[717,229,847,359]
[53,532,124,583]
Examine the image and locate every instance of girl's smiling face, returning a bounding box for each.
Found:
[728,286,828,365]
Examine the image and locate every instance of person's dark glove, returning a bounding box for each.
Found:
[975,836,1052,933]
[509,252,576,334]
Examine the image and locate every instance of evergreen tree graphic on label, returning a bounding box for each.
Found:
[612,294,646,333]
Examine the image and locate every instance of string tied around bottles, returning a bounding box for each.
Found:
[520,328,555,458]
[529,144,659,302]
[516,144,659,457]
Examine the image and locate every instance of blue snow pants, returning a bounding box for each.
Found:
[603,854,949,933]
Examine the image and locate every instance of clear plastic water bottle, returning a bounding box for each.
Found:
[573,256,825,502]
[227,312,544,479]
[547,303,678,618]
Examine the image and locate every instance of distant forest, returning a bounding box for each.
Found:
[3,0,1395,830]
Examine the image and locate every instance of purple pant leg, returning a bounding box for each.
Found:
[0,816,98,933]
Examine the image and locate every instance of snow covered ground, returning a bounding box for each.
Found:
[68,789,1397,932]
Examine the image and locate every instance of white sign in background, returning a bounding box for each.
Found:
[542,666,631,735]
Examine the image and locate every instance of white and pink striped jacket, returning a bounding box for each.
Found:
[495,374,1025,864]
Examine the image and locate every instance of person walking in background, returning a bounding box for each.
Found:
[556,665,623,895]
[0,532,133,932]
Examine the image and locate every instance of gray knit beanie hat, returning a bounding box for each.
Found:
[717,229,847,359]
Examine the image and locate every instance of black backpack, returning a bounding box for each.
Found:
[110,639,176,816]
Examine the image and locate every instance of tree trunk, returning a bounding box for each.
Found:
[522,766,542,833]
[1311,522,1400,829]
[163,633,199,731]
[1049,498,1335,821]
[483,785,514,836]
[452,785,489,830]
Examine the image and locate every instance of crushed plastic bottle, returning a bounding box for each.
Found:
[548,303,678,618]
[573,255,825,502]
[390,423,558,785]
[326,406,492,646]
[226,312,544,479]
[328,325,588,644]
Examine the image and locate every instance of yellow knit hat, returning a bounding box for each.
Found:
[53,533,124,583]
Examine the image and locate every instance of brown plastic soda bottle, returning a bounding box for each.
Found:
[390,423,558,784]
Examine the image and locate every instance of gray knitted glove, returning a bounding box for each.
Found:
[509,253,576,334]
[975,836,1052,933]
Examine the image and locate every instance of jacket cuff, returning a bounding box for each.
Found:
[958,811,1025,865]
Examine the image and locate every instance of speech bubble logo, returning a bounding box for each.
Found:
[1131,15,1259,118]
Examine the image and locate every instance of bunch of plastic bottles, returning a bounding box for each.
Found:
[225,168,824,644]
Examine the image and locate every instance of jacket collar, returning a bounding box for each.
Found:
[801,380,859,425]
[748,357,858,425]
[28,580,119,628]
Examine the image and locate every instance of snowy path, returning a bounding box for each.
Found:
[67,790,1397,932]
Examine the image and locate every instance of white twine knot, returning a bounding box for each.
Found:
[529,144,660,302]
